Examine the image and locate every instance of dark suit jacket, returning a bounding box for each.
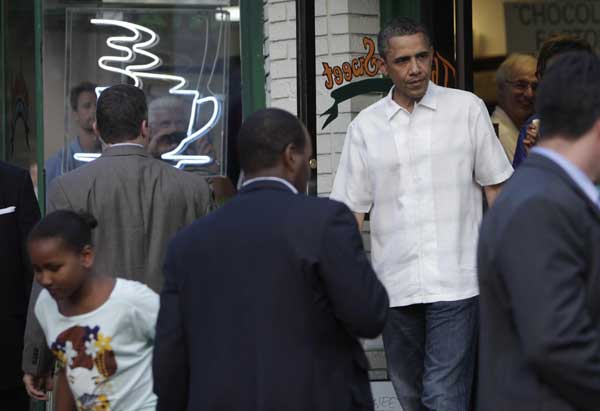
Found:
[23,145,211,375]
[153,180,389,411]
[477,153,600,411]
[0,161,40,389]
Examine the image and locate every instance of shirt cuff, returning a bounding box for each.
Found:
[478,166,514,187]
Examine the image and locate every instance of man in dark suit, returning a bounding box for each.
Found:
[22,84,212,400]
[477,52,600,410]
[153,108,389,411]
[0,161,40,409]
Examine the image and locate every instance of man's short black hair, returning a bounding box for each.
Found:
[536,52,600,141]
[70,81,97,111]
[537,35,594,78]
[96,84,148,144]
[237,108,307,174]
[377,17,432,59]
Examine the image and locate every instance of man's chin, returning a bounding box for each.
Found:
[409,89,427,101]
[407,84,428,99]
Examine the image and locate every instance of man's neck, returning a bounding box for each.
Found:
[393,88,419,113]
[107,135,146,147]
[244,168,288,182]
[538,138,596,181]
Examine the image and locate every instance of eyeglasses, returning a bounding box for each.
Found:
[506,80,538,92]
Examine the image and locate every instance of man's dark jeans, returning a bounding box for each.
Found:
[382,297,478,411]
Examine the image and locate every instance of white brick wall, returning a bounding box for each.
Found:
[314,0,380,198]
[264,0,298,115]
[263,0,381,236]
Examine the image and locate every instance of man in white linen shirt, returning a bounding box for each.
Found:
[330,17,513,411]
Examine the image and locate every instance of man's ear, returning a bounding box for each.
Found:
[80,245,95,269]
[283,142,305,173]
[92,121,107,147]
[141,120,150,141]
[378,55,388,76]
[281,143,296,172]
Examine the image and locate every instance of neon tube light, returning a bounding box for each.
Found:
[74,18,221,169]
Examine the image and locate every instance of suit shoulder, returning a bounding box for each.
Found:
[0,161,27,179]
[150,160,209,188]
[51,159,97,185]
[293,194,354,223]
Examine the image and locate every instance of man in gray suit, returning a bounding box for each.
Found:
[23,84,211,399]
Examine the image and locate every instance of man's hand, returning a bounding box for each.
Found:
[354,212,365,231]
[23,373,53,400]
[148,128,186,159]
[523,119,540,152]
[484,183,504,207]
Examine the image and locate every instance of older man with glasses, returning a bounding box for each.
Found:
[491,54,537,163]
[512,34,594,168]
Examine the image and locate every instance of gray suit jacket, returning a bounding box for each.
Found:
[23,144,211,375]
[477,154,600,410]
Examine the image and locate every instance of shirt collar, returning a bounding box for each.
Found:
[109,142,144,148]
[242,176,298,194]
[384,81,438,120]
[531,146,599,205]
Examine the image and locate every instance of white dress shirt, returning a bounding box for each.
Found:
[331,82,513,307]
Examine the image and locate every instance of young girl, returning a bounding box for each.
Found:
[28,210,158,411]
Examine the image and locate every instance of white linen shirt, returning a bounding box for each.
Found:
[331,82,513,307]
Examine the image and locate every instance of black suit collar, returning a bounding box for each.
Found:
[525,153,600,220]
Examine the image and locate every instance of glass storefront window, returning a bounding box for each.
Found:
[473,0,600,105]
[53,6,231,181]
[1,0,37,172]
[40,1,238,193]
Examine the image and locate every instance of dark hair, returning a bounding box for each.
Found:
[70,81,97,112]
[378,17,432,59]
[96,84,148,144]
[29,210,98,253]
[536,52,600,141]
[237,108,307,174]
[537,35,594,78]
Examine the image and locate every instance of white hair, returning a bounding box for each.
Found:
[495,53,537,91]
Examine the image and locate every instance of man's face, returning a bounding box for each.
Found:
[498,61,537,127]
[379,33,433,108]
[73,91,97,132]
[148,107,189,158]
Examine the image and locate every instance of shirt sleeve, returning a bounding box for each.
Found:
[130,282,160,342]
[471,98,514,186]
[33,291,50,344]
[330,121,373,213]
